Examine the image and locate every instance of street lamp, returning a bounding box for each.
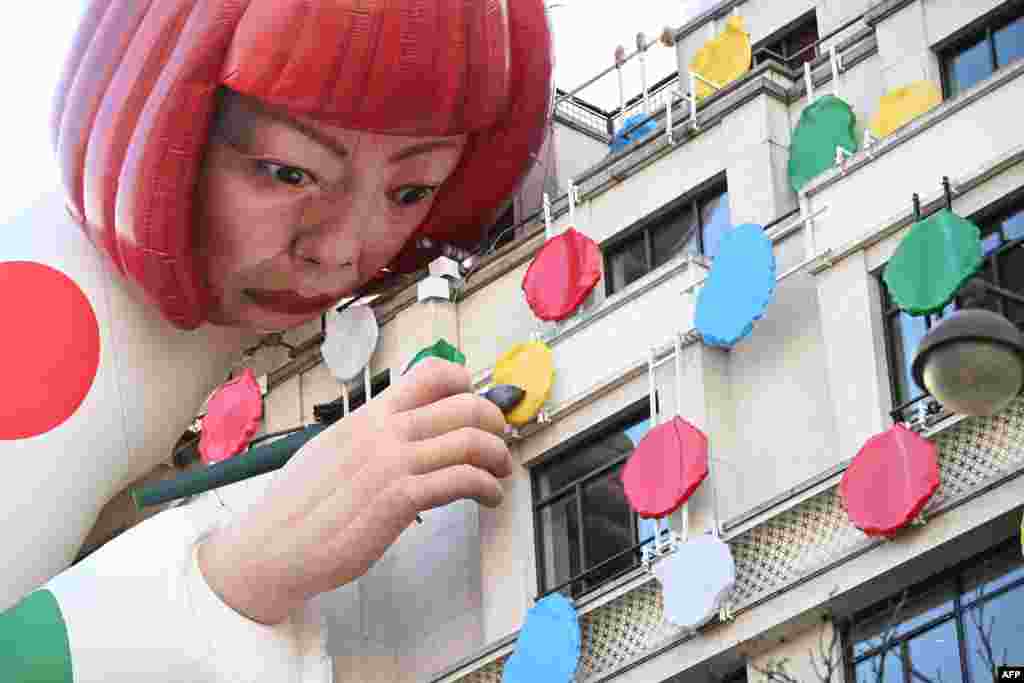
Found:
[911,282,1024,416]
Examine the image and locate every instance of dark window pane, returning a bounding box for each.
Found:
[787,18,820,67]
[855,650,904,683]
[994,14,1024,68]
[853,581,956,657]
[651,204,698,269]
[965,584,1024,682]
[582,463,639,588]
[700,191,732,260]
[538,495,582,594]
[962,547,1024,606]
[905,619,963,683]
[607,235,648,293]
[537,416,650,498]
[891,311,929,406]
[996,243,1024,325]
[946,37,994,97]
[982,231,1003,255]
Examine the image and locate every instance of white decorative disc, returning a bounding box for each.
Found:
[321,305,379,383]
[653,533,736,631]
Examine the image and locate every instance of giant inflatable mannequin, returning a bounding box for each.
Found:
[0,2,552,680]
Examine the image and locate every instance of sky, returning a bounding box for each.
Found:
[0,0,707,224]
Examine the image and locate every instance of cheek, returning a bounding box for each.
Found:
[197,178,303,285]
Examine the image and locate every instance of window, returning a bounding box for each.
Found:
[487,203,516,251]
[531,400,659,599]
[604,181,731,295]
[753,11,820,69]
[880,196,1024,421]
[940,4,1024,98]
[845,538,1024,683]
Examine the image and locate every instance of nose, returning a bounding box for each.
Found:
[290,195,369,294]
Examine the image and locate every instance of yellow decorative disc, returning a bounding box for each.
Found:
[868,81,942,138]
[689,15,752,101]
[492,341,554,427]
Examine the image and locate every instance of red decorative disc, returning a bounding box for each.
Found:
[839,424,940,537]
[522,227,601,322]
[621,416,708,518]
[0,261,100,440]
[199,368,263,464]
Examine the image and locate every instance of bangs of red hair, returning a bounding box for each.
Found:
[52,0,553,329]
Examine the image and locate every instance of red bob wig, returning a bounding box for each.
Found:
[52,0,554,329]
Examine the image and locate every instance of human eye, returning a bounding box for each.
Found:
[253,160,317,188]
[389,185,437,208]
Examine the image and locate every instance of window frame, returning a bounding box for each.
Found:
[936,0,1024,98]
[751,10,820,69]
[841,536,1024,683]
[879,187,1024,422]
[602,174,728,297]
[530,395,659,601]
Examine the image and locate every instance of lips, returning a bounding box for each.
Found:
[244,289,344,316]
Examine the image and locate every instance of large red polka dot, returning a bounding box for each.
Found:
[0,262,101,439]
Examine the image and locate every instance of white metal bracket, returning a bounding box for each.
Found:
[830,44,843,99]
[642,520,682,572]
[543,192,553,241]
[834,145,856,174]
[863,128,878,159]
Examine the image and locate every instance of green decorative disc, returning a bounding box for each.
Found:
[883,209,983,316]
[403,338,467,375]
[788,95,858,193]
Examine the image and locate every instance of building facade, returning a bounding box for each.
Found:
[82,0,1024,680]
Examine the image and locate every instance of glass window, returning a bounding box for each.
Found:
[533,408,653,598]
[605,181,730,295]
[538,495,582,595]
[881,198,1024,419]
[581,463,637,588]
[651,205,698,269]
[905,619,963,683]
[848,539,1024,683]
[994,14,1024,68]
[945,36,994,97]
[942,7,1024,98]
[700,191,733,261]
[1001,207,1024,242]
[965,586,1024,682]
[607,234,648,293]
[854,650,903,683]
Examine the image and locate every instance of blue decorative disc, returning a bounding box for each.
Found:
[502,593,580,683]
[695,223,776,347]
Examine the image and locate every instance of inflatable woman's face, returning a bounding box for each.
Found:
[194,91,467,331]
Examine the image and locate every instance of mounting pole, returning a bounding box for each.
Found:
[543,192,553,241]
[637,32,650,115]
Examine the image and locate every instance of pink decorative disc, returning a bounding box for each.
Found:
[621,416,708,518]
[199,368,263,464]
[839,424,940,537]
[522,227,601,321]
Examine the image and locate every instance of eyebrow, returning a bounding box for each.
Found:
[257,106,461,164]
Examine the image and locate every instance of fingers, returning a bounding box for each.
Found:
[395,391,507,442]
[408,427,513,479]
[371,357,472,417]
[308,466,506,592]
